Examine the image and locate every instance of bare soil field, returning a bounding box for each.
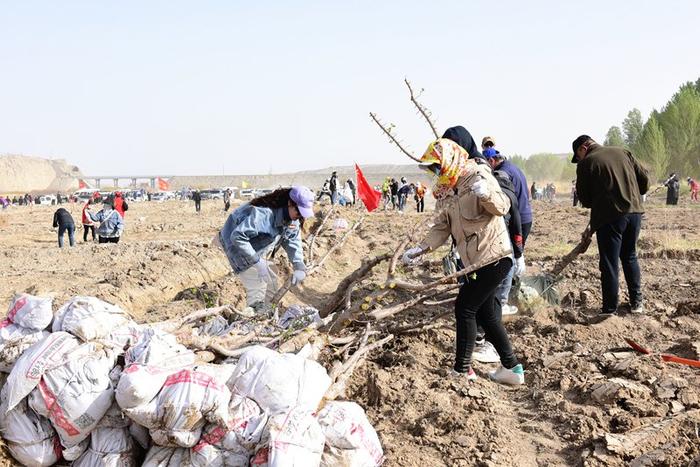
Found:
[0,196,699,466]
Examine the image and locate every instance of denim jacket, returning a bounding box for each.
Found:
[88,208,124,238]
[220,204,305,274]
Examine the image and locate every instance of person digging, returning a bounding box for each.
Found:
[216,186,314,317]
[571,135,649,317]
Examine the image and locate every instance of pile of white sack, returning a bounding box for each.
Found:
[0,294,385,467]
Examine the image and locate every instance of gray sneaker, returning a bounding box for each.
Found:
[630,302,644,314]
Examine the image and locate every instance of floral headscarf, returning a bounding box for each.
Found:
[420,138,472,199]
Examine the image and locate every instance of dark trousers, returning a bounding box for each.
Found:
[416,198,424,213]
[83,225,96,242]
[521,221,532,246]
[58,224,75,247]
[99,236,120,244]
[596,213,642,312]
[224,201,231,211]
[454,258,518,372]
[195,200,201,212]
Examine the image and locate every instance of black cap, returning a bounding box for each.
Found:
[571,134,592,163]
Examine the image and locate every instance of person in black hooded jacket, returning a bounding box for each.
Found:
[441,126,486,162]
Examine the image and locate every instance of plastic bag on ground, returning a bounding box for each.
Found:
[27,341,118,447]
[5,293,53,331]
[229,346,331,414]
[4,331,81,411]
[278,305,322,330]
[317,401,384,467]
[333,218,349,230]
[53,296,130,341]
[123,366,232,448]
[0,386,60,467]
[0,320,49,372]
[251,407,325,467]
[116,328,196,409]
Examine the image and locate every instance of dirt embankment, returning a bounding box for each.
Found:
[1,196,700,466]
[0,154,82,194]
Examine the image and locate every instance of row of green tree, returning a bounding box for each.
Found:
[604,78,700,180]
[509,153,575,183]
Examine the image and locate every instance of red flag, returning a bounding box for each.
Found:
[157,177,170,191]
[355,163,382,212]
[78,179,87,189]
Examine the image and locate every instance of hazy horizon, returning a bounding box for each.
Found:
[2,1,699,177]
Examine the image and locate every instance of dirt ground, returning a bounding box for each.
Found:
[0,194,699,466]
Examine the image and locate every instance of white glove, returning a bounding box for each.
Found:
[471,179,489,198]
[515,256,526,276]
[254,259,273,283]
[402,246,423,265]
[292,269,306,285]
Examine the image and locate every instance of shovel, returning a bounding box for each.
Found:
[518,224,593,305]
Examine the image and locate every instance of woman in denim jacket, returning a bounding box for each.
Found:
[218,186,314,315]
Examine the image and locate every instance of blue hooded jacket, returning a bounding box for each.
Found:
[219,204,305,274]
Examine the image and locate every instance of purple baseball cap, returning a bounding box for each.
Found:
[289,186,315,218]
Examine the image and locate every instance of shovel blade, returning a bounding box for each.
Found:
[518,274,560,305]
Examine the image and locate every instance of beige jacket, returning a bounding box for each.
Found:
[420,161,513,274]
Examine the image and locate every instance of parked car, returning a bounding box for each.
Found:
[239,189,256,200]
[37,195,57,205]
[200,189,225,200]
[150,192,170,202]
[73,189,100,201]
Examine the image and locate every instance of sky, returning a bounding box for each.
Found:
[1,1,699,176]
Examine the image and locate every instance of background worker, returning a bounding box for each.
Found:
[414,182,426,212]
[572,134,649,316]
[402,138,524,386]
[664,173,680,205]
[81,199,96,242]
[52,207,75,248]
[192,189,202,212]
[88,199,124,244]
[688,177,699,202]
[217,186,314,316]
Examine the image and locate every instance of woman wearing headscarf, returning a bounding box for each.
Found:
[401,138,524,385]
[217,186,314,316]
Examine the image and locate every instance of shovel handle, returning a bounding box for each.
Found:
[549,226,593,277]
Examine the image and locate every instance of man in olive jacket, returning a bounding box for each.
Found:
[572,135,649,316]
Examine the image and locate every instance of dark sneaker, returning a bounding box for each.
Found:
[630,302,644,314]
[599,308,617,317]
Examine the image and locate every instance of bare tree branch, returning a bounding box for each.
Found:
[308,206,335,263]
[369,112,421,163]
[405,78,439,139]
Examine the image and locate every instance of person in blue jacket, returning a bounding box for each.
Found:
[218,186,315,315]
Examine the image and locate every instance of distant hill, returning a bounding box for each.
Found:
[169,164,431,190]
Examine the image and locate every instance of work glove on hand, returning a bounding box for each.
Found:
[515,256,526,276]
[471,179,489,198]
[292,269,306,285]
[254,259,273,283]
[402,246,423,265]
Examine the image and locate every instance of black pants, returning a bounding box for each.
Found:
[58,224,75,247]
[416,198,424,212]
[83,225,96,242]
[99,236,120,244]
[195,200,201,212]
[224,201,231,211]
[521,221,532,246]
[454,258,518,372]
[596,213,642,312]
